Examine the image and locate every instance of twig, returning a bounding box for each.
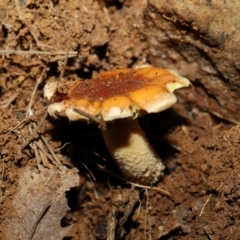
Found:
[199,182,223,217]
[34,107,48,115]
[73,108,106,130]
[129,182,170,196]
[29,25,54,50]
[136,189,142,218]
[144,189,149,240]
[0,159,5,203]
[0,49,78,56]
[34,141,50,156]
[204,228,213,240]
[30,143,43,172]
[26,67,47,117]
[41,135,65,172]
[93,188,99,200]
[107,208,116,240]
[29,125,43,171]
[7,118,27,134]
[34,141,57,165]
[93,150,107,161]
[96,162,170,195]
[38,140,52,169]
[9,68,47,134]
[76,180,88,205]
[54,142,71,152]
[199,193,212,217]
[216,181,223,191]
[21,112,48,149]
[59,46,70,80]
[147,214,153,240]
[80,162,96,181]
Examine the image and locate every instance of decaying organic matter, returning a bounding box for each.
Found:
[3,167,79,239]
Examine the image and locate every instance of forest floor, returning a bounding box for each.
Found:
[1,0,240,239]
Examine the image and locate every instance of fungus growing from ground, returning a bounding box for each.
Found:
[44,66,191,185]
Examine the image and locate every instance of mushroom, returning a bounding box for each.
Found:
[44,66,191,185]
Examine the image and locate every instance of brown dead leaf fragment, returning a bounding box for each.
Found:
[1,167,79,240]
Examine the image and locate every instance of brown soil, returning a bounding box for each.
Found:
[0,0,239,239]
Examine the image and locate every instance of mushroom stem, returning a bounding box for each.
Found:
[101,119,165,185]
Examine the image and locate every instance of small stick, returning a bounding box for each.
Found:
[34,141,57,165]
[59,46,70,80]
[96,162,170,195]
[26,67,47,117]
[29,124,43,171]
[136,189,142,218]
[10,68,47,134]
[0,160,5,203]
[199,182,223,217]
[147,214,153,240]
[38,140,52,169]
[216,181,223,191]
[80,162,96,181]
[93,150,107,161]
[203,228,213,240]
[41,135,65,172]
[7,118,26,134]
[30,142,43,172]
[29,26,54,50]
[0,50,78,56]
[21,112,48,149]
[73,108,107,130]
[107,208,116,240]
[144,189,149,240]
[199,193,212,217]
[34,142,52,159]
[129,182,170,196]
[91,181,99,200]
[54,142,71,152]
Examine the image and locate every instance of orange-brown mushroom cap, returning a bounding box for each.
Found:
[46,67,191,121]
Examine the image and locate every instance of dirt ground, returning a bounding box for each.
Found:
[1,0,240,239]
